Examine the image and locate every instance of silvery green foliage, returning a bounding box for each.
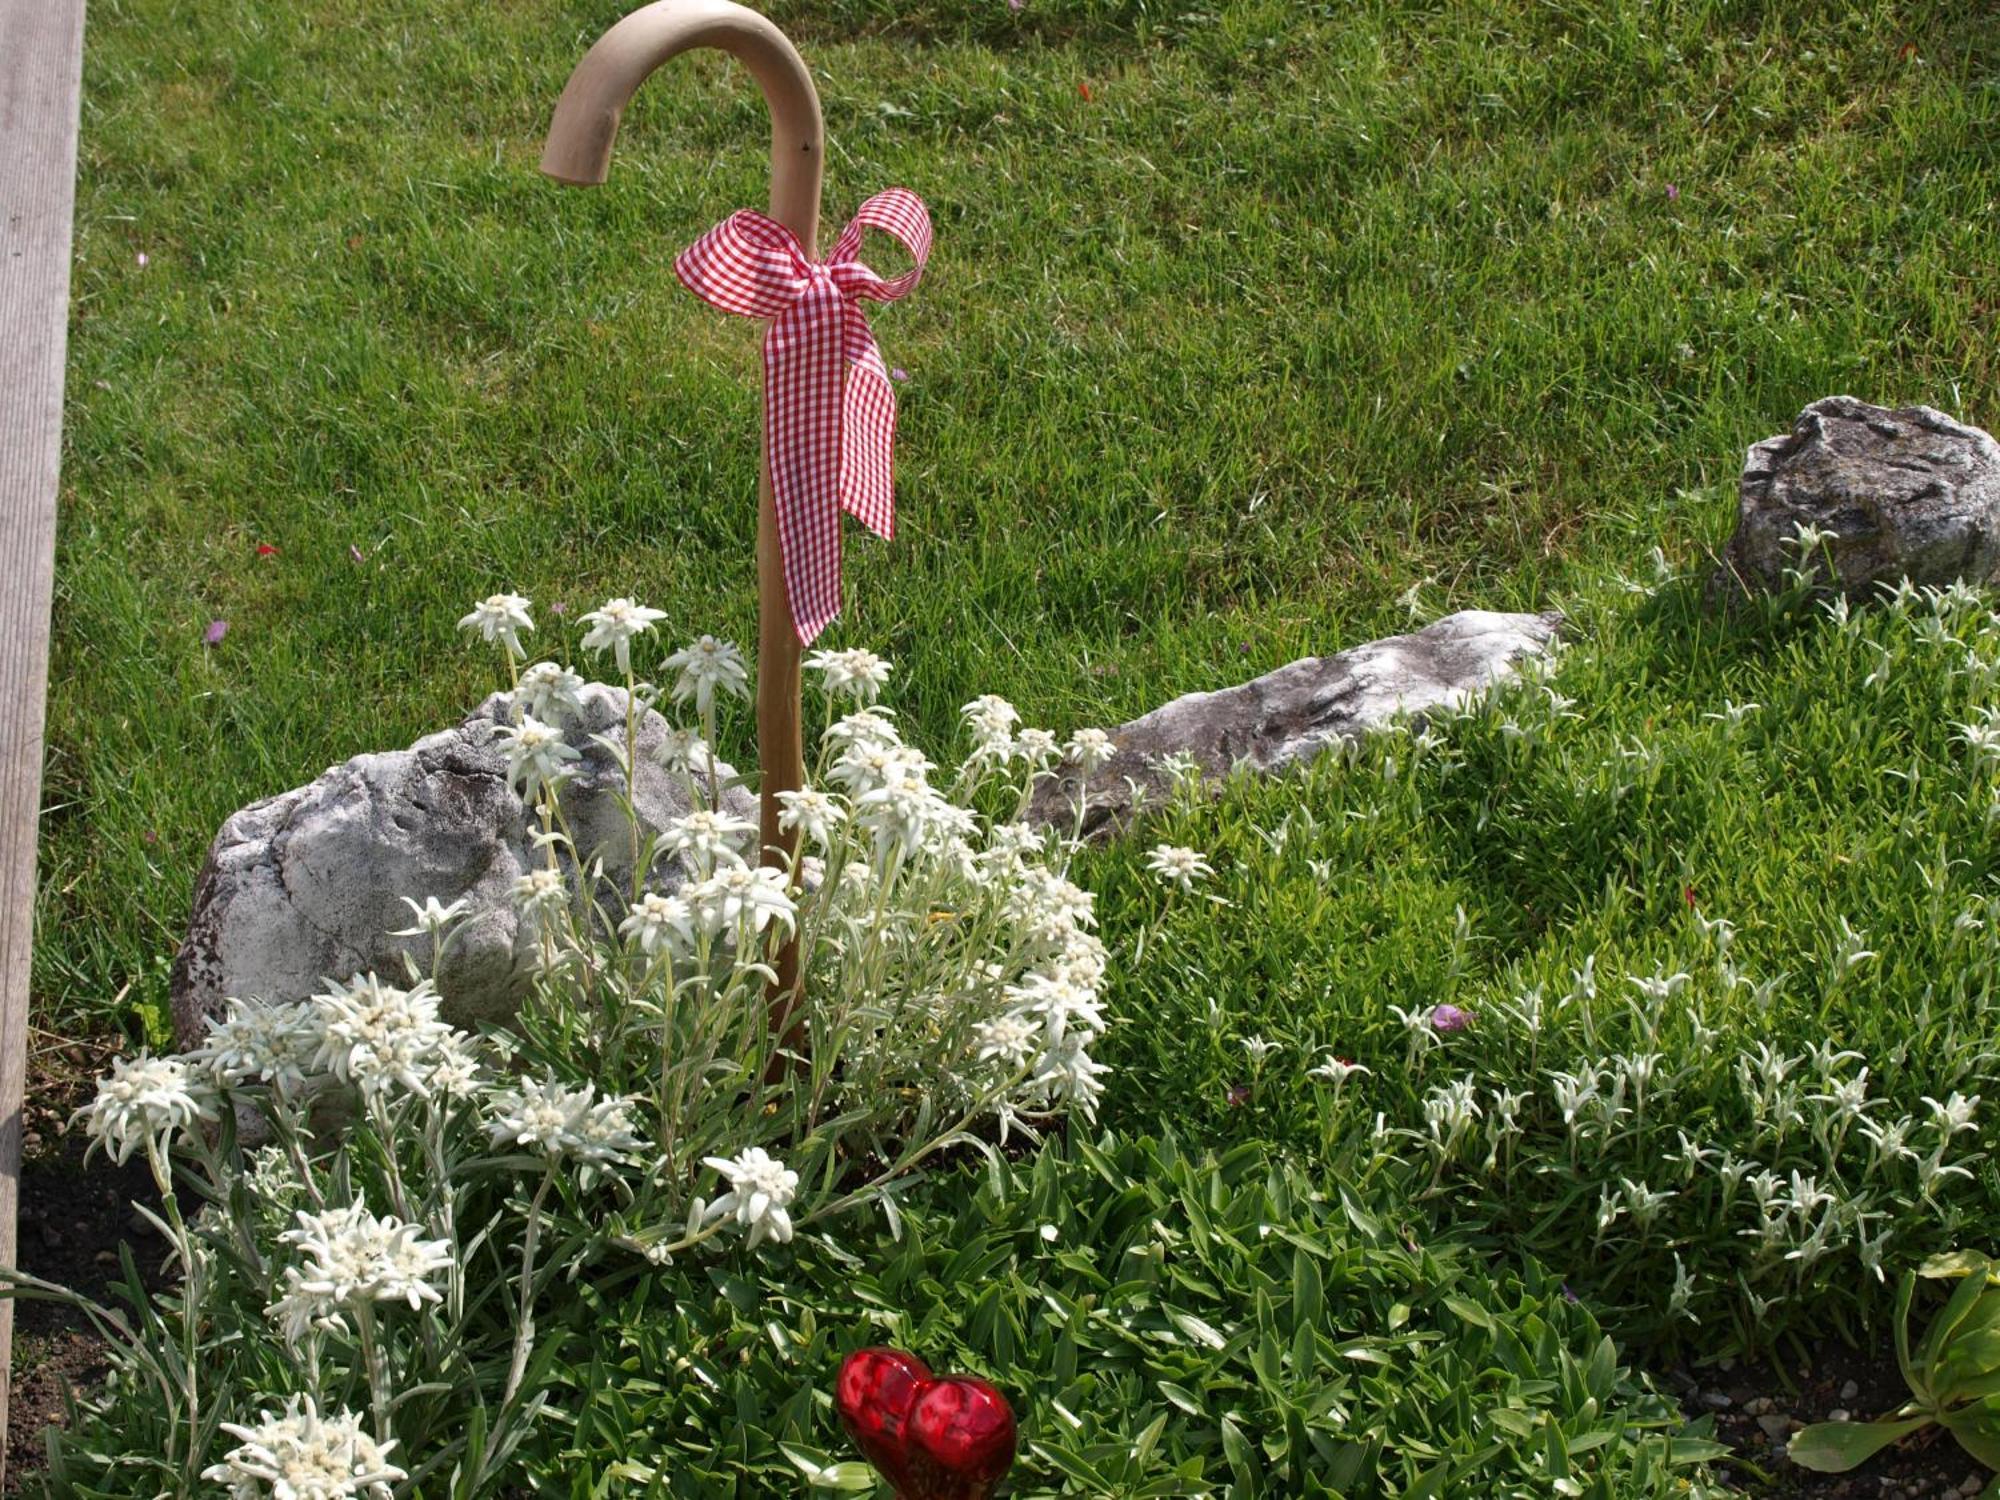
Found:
[15,597,1113,1497]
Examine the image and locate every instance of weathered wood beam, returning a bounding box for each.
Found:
[0,0,87,1476]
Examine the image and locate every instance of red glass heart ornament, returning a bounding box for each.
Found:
[835,1350,1017,1500]
[836,1348,932,1493]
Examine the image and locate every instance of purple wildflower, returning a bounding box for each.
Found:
[1665,183,1679,201]
[203,620,228,647]
[1430,1003,1472,1033]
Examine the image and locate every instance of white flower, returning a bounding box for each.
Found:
[579,598,668,677]
[654,725,718,775]
[494,714,580,800]
[1924,1091,1981,1137]
[687,866,797,940]
[426,1034,485,1096]
[662,634,749,715]
[1065,728,1115,773]
[829,740,931,795]
[1241,1035,1280,1064]
[487,1076,644,1164]
[806,647,892,703]
[1006,973,1107,1045]
[962,695,1020,758]
[458,592,533,658]
[512,661,587,725]
[187,998,322,1095]
[1145,844,1214,891]
[1308,1056,1371,1088]
[511,867,569,921]
[1012,728,1060,769]
[281,1201,452,1312]
[776,788,845,848]
[1008,868,1096,934]
[973,1013,1041,1070]
[854,773,948,853]
[660,808,758,875]
[1628,970,1690,1003]
[391,894,470,940]
[310,974,453,1098]
[204,1395,406,1500]
[702,1147,799,1249]
[823,707,902,751]
[619,892,695,957]
[78,1053,218,1165]
[1028,1034,1108,1120]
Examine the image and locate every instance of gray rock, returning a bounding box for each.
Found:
[171,685,751,1045]
[1715,396,2000,602]
[1026,609,1562,835]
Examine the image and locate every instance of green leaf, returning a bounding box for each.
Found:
[1443,1296,1495,1334]
[1786,1418,1930,1472]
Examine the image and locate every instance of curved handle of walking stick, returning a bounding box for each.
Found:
[540,0,823,249]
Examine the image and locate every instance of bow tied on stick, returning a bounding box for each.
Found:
[675,188,932,644]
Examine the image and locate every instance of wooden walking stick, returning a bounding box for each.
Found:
[541,1,930,1048]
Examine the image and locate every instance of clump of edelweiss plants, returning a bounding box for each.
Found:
[20,593,1114,1497]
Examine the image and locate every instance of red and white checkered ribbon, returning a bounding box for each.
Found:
[674,188,932,645]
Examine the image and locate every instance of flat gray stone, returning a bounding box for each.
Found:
[1026,609,1562,835]
[170,685,751,1045]
[1715,396,2000,602]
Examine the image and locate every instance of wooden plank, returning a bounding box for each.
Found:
[0,0,86,1478]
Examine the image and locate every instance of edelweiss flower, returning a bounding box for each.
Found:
[1145,844,1214,891]
[973,1013,1041,1070]
[512,661,587,725]
[188,998,322,1095]
[659,808,757,874]
[654,725,718,776]
[511,867,569,921]
[1308,1056,1370,1088]
[391,894,470,940]
[310,974,454,1098]
[687,867,797,940]
[776,788,844,848]
[203,1395,406,1500]
[1012,728,1060,770]
[579,598,668,677]
[805,647,892,703]
[487,1076,644,1164]
[457,592,533,658]
[962,695,1020,758]
[79,1053,218,1166]
[1029,1035,1107,1120]
[662,635,750,715]
[702,1147,799,1249]
[280,1200,452,1311]
[494,714,580,800]
[830,740,931,796]
[822,707,902,752]
[854,773,948,852]
[619,891,695,957]
[1064,727,1115,773]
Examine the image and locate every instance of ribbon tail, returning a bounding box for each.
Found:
[839,314,898,541]
[765,297,848,645]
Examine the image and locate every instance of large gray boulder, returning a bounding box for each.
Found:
[1715,397,2000,602]
[1027,609,1562,835]
[170,685,751,1046]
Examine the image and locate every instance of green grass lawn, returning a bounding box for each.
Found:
[45,0,1999,1039]
[33,6,2000,1487]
